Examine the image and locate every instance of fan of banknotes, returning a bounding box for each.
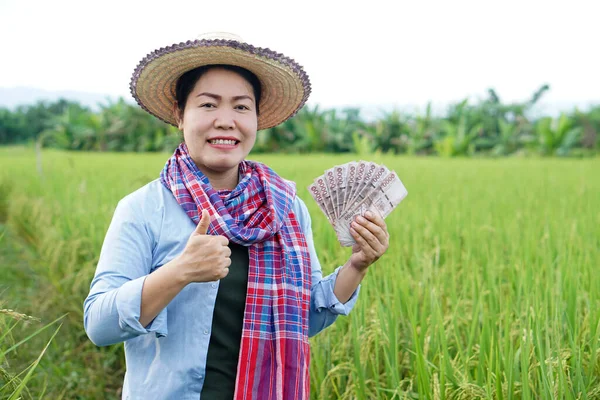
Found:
[308,161,408,247]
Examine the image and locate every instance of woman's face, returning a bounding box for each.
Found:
[178,67,258,177]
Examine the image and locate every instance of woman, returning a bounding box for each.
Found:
[84,32,390,400]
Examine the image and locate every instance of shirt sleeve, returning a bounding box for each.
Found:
[83,198,168,347]
[293,197,360,337]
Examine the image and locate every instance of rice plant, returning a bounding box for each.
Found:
[0,146,598,399]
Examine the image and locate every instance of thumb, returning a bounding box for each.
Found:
[193,209,210,236]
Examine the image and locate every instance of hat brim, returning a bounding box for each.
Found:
[130,39,311,130]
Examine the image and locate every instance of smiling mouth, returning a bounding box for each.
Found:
[207,139,240,145]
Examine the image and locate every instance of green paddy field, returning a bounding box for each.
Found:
[1,147,599,399]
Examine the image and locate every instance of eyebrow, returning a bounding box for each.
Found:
[196,92,254,102]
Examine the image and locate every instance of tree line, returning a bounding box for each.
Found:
[1,85,598,157]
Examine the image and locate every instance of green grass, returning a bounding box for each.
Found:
[1,146,599,399]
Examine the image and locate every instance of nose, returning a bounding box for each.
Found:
[213,110,235,130]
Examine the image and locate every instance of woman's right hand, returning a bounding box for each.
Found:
[175,209,231,283]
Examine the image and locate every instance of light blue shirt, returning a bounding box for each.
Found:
[83,178,360,400]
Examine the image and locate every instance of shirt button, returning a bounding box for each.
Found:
[204,330,209,335]
[211,283,217,288]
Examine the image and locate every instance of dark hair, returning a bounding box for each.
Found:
[175,64,262,119]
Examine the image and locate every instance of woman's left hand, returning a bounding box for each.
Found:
[348,210,390,272]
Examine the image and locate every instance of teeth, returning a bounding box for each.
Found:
[209,139,237,145]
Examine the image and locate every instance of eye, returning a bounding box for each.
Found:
[235,104,250,111]
[200,103,216,108]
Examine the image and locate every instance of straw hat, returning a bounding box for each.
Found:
[130,32,311,130]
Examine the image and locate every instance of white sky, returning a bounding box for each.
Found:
[1,0,599,112]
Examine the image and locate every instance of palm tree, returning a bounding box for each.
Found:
[407,102,437,155]
[40,103,100,150]
[435,115,483,157]
[534,114,582,156]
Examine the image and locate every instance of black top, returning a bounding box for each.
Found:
[200,242,249,400]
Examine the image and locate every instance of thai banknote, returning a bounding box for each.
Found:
[307,161,408,247]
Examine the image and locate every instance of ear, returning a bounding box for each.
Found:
[172,102,184,130]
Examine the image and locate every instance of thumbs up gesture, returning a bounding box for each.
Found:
[176,209,232,283]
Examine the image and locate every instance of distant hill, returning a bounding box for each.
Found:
[0,87,130,111]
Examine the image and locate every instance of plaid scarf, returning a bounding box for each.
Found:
[160,143,311,400]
